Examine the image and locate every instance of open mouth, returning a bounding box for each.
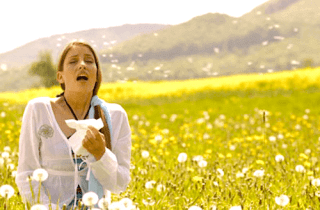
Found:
[76,76,88,81]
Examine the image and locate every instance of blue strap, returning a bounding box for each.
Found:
[88,95,113,206]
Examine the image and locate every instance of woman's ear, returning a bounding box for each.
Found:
[57,71,64,84]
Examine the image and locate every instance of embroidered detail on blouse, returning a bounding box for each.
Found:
[38,124,54,139]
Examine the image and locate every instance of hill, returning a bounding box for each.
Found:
[2,0,320,91]
[98,0,320,81]
[0,24,169,69]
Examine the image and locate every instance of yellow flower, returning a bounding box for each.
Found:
[304,161,311,168]
[192,176,203,182]
[307,171,314,176]
[205,149,212,154]
[299,153,309,160]
[256,160,265,165]
[226,153,232,158]
[218,153,225,159]
[152,156,158,163]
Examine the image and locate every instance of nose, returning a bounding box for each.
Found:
[79,60,86,70]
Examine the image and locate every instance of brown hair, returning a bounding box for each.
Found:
[57,40,111,150]
[57,40,102,96]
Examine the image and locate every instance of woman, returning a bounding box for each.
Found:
[15,41,131,209]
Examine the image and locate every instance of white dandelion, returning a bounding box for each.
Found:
[32,168,48,182]
[30,204,47,210]
[198,160,207,168]
[188,206,202,210]
[156,184,166,192]
[275,154,285,162]
[312,178,320,187]
[242,168,249,174]
[0,184,14,198]
[98,197,110,210]
[82,191,99,206]
[217,168,224,177]
[1,152,9,159]
[253,169,264,178]
[236,172,245,178]
[141,150,149,159]
[295,165,306,173]
[275,195,290,206]
[192,155,204,162]
[229,206,242,210]
[145,180,156,189]
[119,198,133,208]
[142,198,155,206]
[269,136,276,142]
[3,146,10,152]
[11,170,17,178]
[177,153,188,163]
[108,201,126,210]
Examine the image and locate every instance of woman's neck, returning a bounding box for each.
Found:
[63,91,93,120]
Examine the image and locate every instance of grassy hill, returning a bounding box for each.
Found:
[1,0,320,91]
[0,24,169,69]
[98,0,320,82]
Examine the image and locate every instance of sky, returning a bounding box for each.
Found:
[0,0,269,54]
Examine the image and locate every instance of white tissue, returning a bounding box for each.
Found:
[65,118,104,156]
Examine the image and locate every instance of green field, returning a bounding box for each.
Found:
[1,68,320,209]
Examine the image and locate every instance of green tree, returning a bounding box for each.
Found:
[29,51,58,87]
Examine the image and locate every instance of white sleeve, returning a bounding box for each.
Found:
[15,101,60,209]
[90,107,131,194]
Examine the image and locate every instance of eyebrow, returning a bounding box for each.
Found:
[68,54,94,59]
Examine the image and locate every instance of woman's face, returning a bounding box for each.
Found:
[58,45,97,94]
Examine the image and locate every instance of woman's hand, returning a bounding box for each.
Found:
[82,125,106,160]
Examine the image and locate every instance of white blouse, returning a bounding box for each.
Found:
[15,97,131,209]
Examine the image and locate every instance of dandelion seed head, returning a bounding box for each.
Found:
[217,168,224,177]
[269,136,276,142]
[11,170,17,177]
[145,180,156,189]
[198,160,207,168]
[0,184,14,199]
[142,198,155,206]
[295,165,306,173]
[242,167,249,174]
[108,201,126,210]
[305,149,311,155]
[82,191,99,206]
[32,168,48,182]
[253,169,264,178]
[192,155,204,162]
[275,195,290,206]
[156,184,166,192]
[275,154,285,162]
[1,152,9,159]
[30,204,47,210]
[119,198,133,208]
[98,197,110,210]
[277,134,284,139]
[312,178,320,187]
[229,206,242,210]
[236,172,245,178]
[177,153,188,163]
[141,150,149,159]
